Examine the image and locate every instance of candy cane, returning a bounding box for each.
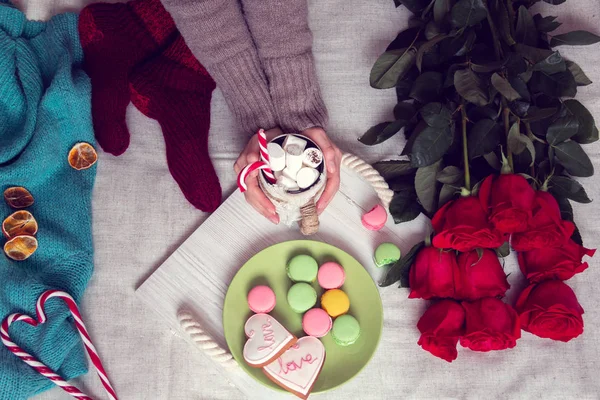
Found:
[1,290,118,400]
[257,129,276,183]
[237,161,273,192]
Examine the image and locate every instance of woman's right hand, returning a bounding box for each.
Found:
[234,127,283,224]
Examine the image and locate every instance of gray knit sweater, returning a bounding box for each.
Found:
[160,0,328,135]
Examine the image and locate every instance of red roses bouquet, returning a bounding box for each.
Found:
[409,173,593,362]
[369,0,598,363]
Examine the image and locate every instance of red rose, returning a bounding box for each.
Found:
[432,196,505,252]
[518,240,595,283]
[460,298,520,351]
[511,191,575,251]
[456,250,510,300]
[516,280,584,342]
[479,174,535,233]
[409,247,459,300]
[417,300,465,362]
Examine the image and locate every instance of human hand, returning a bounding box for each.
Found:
[234,127,283,224]
[301,127,342,214]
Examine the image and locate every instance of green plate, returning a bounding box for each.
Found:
[223,240,383,394]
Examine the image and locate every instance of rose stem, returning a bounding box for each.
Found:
[524,122,536,178]
[461,106,471,191]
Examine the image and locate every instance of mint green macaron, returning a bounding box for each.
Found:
[287,254,319,282]
[287,282,317,313]
[331,314,361,346]
[374,243,401,268]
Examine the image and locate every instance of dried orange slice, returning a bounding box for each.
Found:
[3,186,34,209]
[68,142,98,170]
[4,235,38,261]
[2,210,38,239]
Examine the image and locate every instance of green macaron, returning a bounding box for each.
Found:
[331,314,361,346]
[374,243,401,268]
[287,254,319,282]
[287,282,317,313]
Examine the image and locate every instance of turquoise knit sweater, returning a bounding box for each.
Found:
[0,4,96,398]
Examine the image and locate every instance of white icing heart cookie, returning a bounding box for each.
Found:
[243,313,297,368]
[263,336,326,399]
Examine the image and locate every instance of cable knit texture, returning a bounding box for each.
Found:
[160,0,327,134]
[78,0,221,212]
[0,4,95,398]
[240,0,328,132]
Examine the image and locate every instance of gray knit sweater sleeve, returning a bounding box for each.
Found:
[160,0,328,134]
[160,0,277,134]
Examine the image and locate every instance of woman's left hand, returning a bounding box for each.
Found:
[301,127,342,214]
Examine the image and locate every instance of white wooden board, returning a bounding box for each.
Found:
[134,165,429,399]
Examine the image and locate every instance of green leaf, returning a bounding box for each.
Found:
[546,116,579,145]
[415,160,442,214]
[388,189,422,224]
[521,107,558,123]
[393,102,417,121]
[441,30,477,58]
[468,119,503,158]
[380,241,425,287]
[373,160,416,180]
[564,99,598,143]
[420,102,453,128]
[416,34,448,71]
[534,14,562,33]
[396,0,430,13]
[471,59,507,73]
[515,6,538,46]
[387,27,422,51]
[424,21,443,41]
[484,151,501,170]
[370,48,418,89]
[496,242,510,258]
[514,43,553,63]
[434,0,452,23]
[439,183,458,207]
[359,120,407,145]
[498,1,516,46]
[410,124,454,167]
[396,78,414,101]
[454,68,489,106]
[551,30,600,46]
[554,141,594,177]
[549,175,592,203]
[532,51,566,75]
[507,122,535,166]
[543,0,566,4]
[410,71,443,103]
[529,70,577,98]
[437,165,463,184]
[450,0,487,28]
[491,73,521,101]
[566,61,592,86]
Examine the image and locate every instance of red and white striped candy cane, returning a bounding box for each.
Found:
[257,129,277,183]
[237,161,274,192]
[1,290,118,400]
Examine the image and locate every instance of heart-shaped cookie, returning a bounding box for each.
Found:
[263,336,326,399]
[243,313,297,367]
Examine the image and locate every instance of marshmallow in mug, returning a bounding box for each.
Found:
[267,142,286,172]
[303,148,323,168]
[285,144,304,172]
[296,167,320,189]
[282,135,308,153]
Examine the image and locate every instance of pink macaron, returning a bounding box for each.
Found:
[302,308,332,337]
[361,204,387,231]
[247,285,276,313]
[317,262,346,289]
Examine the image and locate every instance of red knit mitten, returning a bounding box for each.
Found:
[129,36,221,212]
